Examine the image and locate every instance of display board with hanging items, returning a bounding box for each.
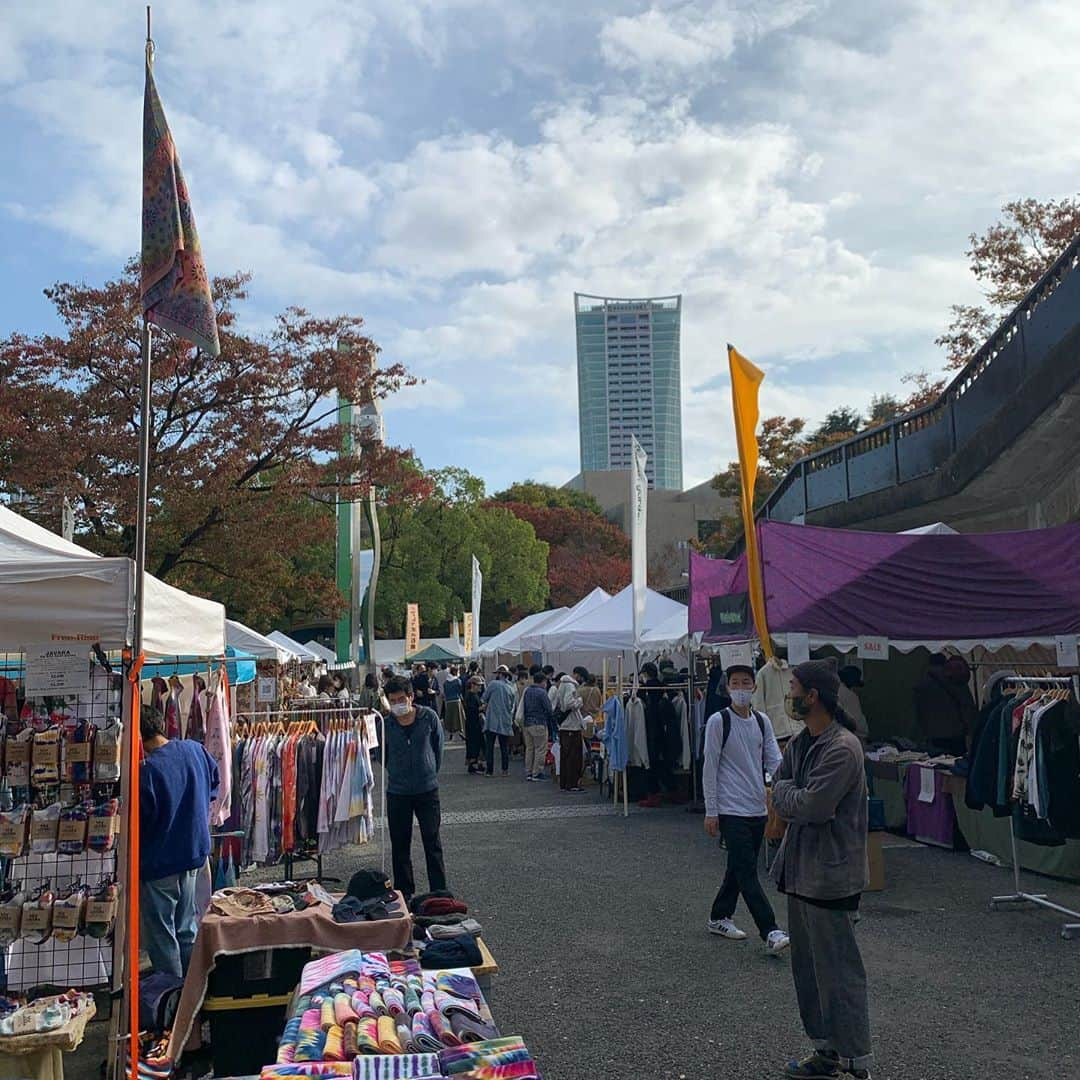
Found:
[0,650,123,993]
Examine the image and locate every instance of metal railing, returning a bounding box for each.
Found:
[760,232,1080,522]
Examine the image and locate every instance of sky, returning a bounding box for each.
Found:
[2,0,1080,492]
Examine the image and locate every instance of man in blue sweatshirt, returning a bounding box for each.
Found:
[383,675,447,901]
[139,705,219,978]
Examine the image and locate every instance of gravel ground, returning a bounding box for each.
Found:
[65,739,1080,1079]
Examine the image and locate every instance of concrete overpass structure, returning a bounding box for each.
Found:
[761,234,1080,533]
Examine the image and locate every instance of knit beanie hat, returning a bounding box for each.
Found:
[792,659,839,699]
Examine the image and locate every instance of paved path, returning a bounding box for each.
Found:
[333,746,1080,1080]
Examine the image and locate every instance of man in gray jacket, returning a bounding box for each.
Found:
[770,660,872,1080]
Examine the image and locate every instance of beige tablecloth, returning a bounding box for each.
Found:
[168,894,413,1059]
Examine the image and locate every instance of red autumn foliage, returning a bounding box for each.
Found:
[493,501,630,608]
[0,261,428,626]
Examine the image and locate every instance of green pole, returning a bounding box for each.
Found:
[335,394,354,663]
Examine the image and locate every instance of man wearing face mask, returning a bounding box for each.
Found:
[702,665,789,954]
[382,675,447,902]
[771,660,872,1080]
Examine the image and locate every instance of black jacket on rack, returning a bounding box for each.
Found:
[1038,701,1080,839]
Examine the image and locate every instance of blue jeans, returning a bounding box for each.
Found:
[141,869,199,978]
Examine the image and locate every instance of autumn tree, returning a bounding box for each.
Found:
[0,262,422,627]
[495,501,630,607]
[491,480,603,516]
[938,195,1080,368]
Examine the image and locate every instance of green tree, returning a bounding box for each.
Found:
[491,480,602,516]
[867,394,901,426]
[814,407,862,441]
[374,467,548,637]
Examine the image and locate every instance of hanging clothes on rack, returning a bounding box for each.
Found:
[164,676,184,740]
[205,667,233,828]
[187,675,208,742]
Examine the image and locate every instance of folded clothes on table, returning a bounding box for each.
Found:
[439,1037,533,1074]
[435,990,483,1024]
[351,1053,440,1079]
[433,973,482,1001]
[377,1013,403,1053]
[261,1064,355,1079]
[449,1013,501,1045]
[427,919,482,940]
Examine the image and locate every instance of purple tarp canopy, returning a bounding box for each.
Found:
[689,521,1080,643]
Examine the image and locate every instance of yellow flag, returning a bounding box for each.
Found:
[728,345,773,658]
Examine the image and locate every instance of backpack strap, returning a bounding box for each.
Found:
[719,708,769,778]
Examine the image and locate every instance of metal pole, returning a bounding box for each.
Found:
[133,320,153,654]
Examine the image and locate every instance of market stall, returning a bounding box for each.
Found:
[690,520,1080,932]
[0,503,228,1078]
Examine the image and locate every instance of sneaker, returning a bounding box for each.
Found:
[846,1071,872,1079]
[706,917,747,940]
[525,774,536,782]
[784,1051,840,1079]
[533,772,548,781]
[568,786,585,793]
[766,929,791,955]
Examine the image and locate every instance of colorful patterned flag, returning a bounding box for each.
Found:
[141,54,220,356]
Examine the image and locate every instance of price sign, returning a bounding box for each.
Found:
[24,643,90,696]
[257,677,277,703]
[1055,635,1079,668]
[857,636,889,661]
[787,633,811,666]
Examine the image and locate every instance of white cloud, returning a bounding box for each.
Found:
[600,5,737,72]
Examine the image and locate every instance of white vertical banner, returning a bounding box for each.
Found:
[451,615,460,643]
[631,435,648,648]
[471,555,483,655]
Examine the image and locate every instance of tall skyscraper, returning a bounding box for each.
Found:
[574,293,683,490]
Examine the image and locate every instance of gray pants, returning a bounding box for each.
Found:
[788,895,873,1072]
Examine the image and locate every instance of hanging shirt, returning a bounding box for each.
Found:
[204,671,232,827]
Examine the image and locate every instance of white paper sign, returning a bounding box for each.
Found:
[257,676,277,703]
[1055,635,1079,668]
[856,636,889,661]
[787,633,811,666]
[719,642,755,669]
[24,643,91,696]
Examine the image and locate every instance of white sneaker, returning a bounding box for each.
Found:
[766,929,790,955]
[707,918,747,940]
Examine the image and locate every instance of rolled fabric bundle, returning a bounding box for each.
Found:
[395,1020,411,1053]
[369,990,387,1017]
[260,1065,354,1079]
[376,1015,402,1054]
[351,993,377,1021]
[403,986,422,1016]
[342,1021,359,1061]
[426,1009,459,1048]
[355,976,377,996]
[448,1013,500,1045]
[353,1017,381,1055]
[420,992,436,1016]
[293,995,314,1016]
[300,1008,323,1033]
[435,991,482,1024]
[321,998,338,1031]
[293,1029,327,1063]
[382,987,406,1017]
[324,1025,345,1062]
[278,1017,303,1062]
[335,993,359,1026]
[409,1013,442,1055]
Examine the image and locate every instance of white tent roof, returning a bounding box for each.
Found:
[639,608,689,649]
[518,587,612,652]
[478,607,568,656]
[0,503,225,656]
[226,619,295,663]
[304,640,339,664]
[266,630,321,662]
[541,585,686,653]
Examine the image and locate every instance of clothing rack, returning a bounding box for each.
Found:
[989,676,1080,940]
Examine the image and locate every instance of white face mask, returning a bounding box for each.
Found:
[730,688,754,708]
[389,701,412,717]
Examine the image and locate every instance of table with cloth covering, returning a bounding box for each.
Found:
[168,894,413,1061]
[952,801,1080,881]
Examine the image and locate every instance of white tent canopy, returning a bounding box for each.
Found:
[477,607,568,657]
[639,608,689,649]
[900,522,958,535]
[518,587,613,652]
[304,640,338,664]
[541,585,686,653]
[266,630,321,663]
[0,503,225,656]
[226,619,296,664]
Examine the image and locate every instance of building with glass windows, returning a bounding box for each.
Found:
[574,293,683,490]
